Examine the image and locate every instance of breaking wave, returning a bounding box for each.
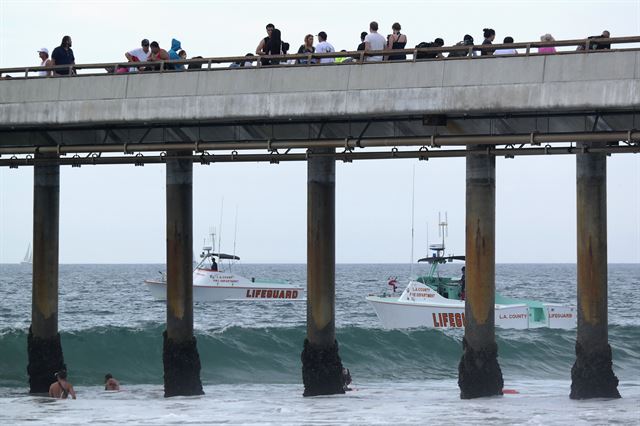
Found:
[1,324,638,387]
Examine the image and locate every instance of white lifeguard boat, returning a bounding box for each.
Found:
[144,236,304,302]
[367,279,575,330]
[366,217,576,330]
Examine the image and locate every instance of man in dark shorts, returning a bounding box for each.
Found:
[49,370,77,399]
[51,35,75,75]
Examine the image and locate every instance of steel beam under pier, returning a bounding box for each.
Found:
[302,147,345,397]
[163,150,204,397]
[458,145,503,399]
[571,142,621,399]
[27,152,65,393]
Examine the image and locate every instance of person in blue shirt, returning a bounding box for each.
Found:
[168,38,184,70]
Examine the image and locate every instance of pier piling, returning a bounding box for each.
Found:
[458,146,503,399]
[28,153,65,393]
[163,150,204,397]
[302,148,344,397]
[571,142,620,399]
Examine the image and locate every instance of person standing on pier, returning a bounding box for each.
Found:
[256,23,276,65]
[50,35,75,75]
[297,34,316,64]
[168,38,184,70]
[386,22,407,61]
[315,32,335,63]
[37,48,52,76]
[357,31,368,51]
[364,21,386,62]
[147,41,169,70]
[124,38,151,72]
[494,37,518,55]
[538,34,557,54]
[481,28,496,55]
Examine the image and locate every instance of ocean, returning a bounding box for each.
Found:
[0,263,638,425]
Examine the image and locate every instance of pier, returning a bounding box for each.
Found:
[1,37,638,398]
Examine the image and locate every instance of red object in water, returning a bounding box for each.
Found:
[502,388,519,394]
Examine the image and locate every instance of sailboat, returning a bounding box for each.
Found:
[21,243,32,265]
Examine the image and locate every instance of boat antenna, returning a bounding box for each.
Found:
[409,165,416,277]
[231,205,239,272]
[426,221,429,253]
[209,226,216,252]
[217,197,224,259]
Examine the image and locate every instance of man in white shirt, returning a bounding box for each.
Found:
[364,21,386,62]
[37,48,52,77]
[494,36,518,55]
[124,38,151,71]
[315,31,335,63]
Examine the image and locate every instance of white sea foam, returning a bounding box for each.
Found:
[0,380,638,425]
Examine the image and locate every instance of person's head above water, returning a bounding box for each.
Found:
[55,370,67,380]
[105,373,113,382]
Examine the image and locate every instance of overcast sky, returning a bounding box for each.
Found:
[0,0,639,264]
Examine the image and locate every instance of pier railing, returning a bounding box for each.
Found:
[1,36,639,79]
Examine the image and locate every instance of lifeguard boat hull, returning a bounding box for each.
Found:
[366,281,575,330]
[145,268,305,302]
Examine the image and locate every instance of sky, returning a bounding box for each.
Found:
[0,0,639,264]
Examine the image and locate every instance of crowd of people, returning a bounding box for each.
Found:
[26,25,614,76]
[47,370,120,399]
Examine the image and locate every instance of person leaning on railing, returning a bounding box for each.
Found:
[297,34,316,64]
[448,34,475,58]
[147,41,169,71]
[364,21,386,62]
[37,48,52,77]
[386,22,407,61]
[315,31,335,64]
[481,28,496,56]
[494,37,518,55]
[589,30,611,50]
[538,34,557,54]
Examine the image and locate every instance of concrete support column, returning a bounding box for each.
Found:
[301,148,344,397]
[458,145,503,399]
[28,153,65,393]
[163,150,203,397]
[571,142,620,399]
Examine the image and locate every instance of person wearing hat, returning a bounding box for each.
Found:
[37,48,51,77]
[124,39,151,72]
[315,31,335,64]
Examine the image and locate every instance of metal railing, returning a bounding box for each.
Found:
[1,36,639,79]
[1,131,638,168]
